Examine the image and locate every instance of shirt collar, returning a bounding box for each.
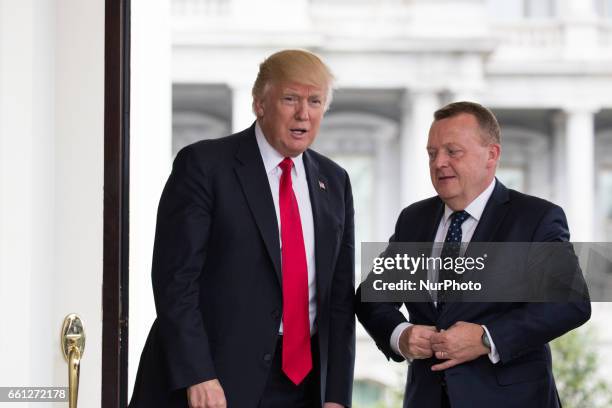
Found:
[255,121,305,177]
[442,178,496,225]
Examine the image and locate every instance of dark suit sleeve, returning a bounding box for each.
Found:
[355,210,409,363]
[485,205,591,364]
[151,146,217,390]
[325,171,356,406]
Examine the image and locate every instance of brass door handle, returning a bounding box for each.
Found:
[61,314,85,408]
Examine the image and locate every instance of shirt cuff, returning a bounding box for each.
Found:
[482,325,500,364]
[390,322,413,360]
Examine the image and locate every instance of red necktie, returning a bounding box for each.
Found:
[278,157,312,385]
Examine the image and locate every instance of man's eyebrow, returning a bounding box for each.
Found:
[445,142,463,148]
[280,91,324,101]
[282,87,302,93]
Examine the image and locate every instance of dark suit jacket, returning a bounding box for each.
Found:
[130,124,355,408]
[355,180,591,408]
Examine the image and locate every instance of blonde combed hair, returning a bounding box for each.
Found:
[252,49,335,112]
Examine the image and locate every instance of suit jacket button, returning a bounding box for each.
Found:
[263,353,272,362]
[271,309,280,319]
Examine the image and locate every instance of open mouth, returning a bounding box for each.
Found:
[290,128,307,137]
[438,175,456,182]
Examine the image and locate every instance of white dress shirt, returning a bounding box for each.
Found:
[390,179,500,363]
[255,123,317,334]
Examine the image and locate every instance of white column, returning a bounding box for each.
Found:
[400,91,439,207]
[564,107,597,241]
[231,83,255,132]
[129,0,173,399]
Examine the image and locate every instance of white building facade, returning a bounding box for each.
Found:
[130,0,612,405]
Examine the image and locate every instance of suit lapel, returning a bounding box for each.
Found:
[303,151,336,302]
[411,200,445,322]
[234,125,282,283]
[469,179,510,243]
[424,200,445,242]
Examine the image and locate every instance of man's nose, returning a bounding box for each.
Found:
[431,152,449,169]
[295,101,309,121]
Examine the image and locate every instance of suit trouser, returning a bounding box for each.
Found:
[259,335,321,408]
[441,384,451,408]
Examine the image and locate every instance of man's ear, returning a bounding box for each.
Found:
[253,97,265,117]
[488,143,501,166]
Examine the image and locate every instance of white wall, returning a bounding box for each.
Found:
[0,0,104,406]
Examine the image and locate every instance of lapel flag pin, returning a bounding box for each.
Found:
[319,180,326,190]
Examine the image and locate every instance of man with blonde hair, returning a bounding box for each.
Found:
[130,49,355,408]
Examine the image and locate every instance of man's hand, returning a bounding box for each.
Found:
[430,321,489,371]
[186,379,226,408]
[324,403,345,408]
[398,325,437,359]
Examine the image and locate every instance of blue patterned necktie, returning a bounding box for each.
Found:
[438,210,470,306]
[442,210,470,256]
